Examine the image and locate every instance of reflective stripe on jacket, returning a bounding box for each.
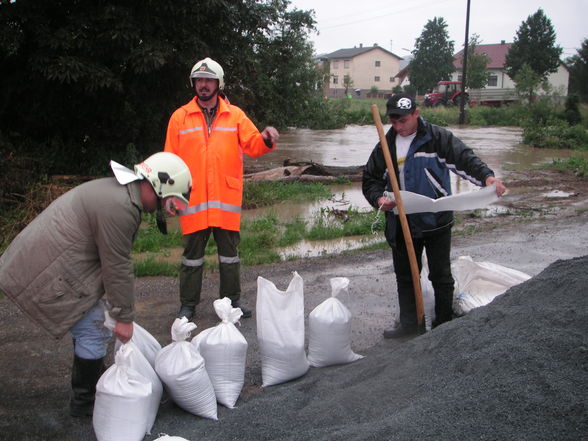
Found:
[164,97,274,233]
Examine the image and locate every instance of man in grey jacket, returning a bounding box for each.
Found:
[0,152,191,417]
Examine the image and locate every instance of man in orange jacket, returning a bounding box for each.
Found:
[164,57,279,320]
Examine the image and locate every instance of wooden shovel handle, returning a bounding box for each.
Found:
[371,104,425,327]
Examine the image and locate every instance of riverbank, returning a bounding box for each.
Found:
[0,166,586,441]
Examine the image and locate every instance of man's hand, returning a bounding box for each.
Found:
[262,126,280,144]
[377,195,397,211]
[486,176,507,197]
[114,321,133,344]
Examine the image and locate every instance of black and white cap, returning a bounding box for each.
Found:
[386,93,417,116]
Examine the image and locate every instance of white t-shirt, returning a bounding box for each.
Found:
[395,132,416,189]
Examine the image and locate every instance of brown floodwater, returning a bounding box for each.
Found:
[241,125,587,257]
[164,126,585,258]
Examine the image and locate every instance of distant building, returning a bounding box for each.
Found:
[317,44,404,98]
[452,41,569,96]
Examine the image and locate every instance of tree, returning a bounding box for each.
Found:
[343,75,354,95]
[505,9,562,85]
[566,39,588,102]
[513,63,544,102]
[462,34,490,90]
[0,0,319,174]
[409,17,455,95]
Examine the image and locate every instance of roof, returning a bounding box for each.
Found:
[323,45,403,60]
[453,42,512,69]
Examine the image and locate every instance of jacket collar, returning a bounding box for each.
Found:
[185,95,230,115]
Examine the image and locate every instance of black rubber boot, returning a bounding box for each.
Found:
[231,300,252,318]
[70,355,105,417]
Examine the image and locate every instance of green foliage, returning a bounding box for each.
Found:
[243,181,332,208]
[132,213,182,253]
[0,0,320,174]
[409,17,455,94]
[462,34,490,90]
[133,255,180,277]
[522,119,588,149]
[564,94,582,126]
[505,9,562,82]
[513,63,545,101]
[566,39,588,102]
[546,157,588,177]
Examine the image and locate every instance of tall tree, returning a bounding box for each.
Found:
[462,34,490,90]
[409,17,455,95]
[504,8,562,83]
[566,39,588,102]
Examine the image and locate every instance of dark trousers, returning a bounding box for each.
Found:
[180,228,241,306]
[392,227,454,327]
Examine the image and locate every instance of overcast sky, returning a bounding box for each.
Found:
[288,0,586,60]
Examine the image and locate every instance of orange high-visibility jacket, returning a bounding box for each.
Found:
[164,97,274,234]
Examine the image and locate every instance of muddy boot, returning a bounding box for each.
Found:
[70,355,105,417]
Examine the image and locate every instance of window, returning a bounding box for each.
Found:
[344,59,350,68]
[333,75,338,85]
[488,74,498,87]
[390,77,395,82]
[374,76,380,82]
[332,60,339,69]
[375,60,381,67]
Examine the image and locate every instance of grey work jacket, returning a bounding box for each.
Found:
[0,178,142,338]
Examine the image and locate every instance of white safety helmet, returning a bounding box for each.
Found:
[189,57,224,89]
[134,152,192,204]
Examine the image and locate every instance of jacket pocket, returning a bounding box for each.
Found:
[225,175,242,191]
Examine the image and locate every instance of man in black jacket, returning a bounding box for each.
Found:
[362,94,506,338]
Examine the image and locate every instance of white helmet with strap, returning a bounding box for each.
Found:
[134,152,192,204]
[189,57,224,89]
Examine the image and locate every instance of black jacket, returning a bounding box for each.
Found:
[362,117,494,245]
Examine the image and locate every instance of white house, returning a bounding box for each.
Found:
[318,44,404,98]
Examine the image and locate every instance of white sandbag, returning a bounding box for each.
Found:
[93,345,153,441]
[420,254,436,330]
[256,271,309,387]
[103,311,162,369]
[192,297,247,409]
[120,341,163,435]
[155,318,217,420]
[153,435,190,441]
[307,277,364,367]
[452,255,532,315]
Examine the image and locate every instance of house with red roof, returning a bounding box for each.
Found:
[451,41,569,95]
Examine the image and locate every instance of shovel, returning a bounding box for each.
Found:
[371,104,425,329]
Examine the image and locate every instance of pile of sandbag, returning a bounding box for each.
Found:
[93,272,364,438]
[256,272,364,387]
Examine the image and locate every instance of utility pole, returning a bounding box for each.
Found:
[459,0,471,125]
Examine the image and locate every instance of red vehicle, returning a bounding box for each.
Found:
[423,81,468,107]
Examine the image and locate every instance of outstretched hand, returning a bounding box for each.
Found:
[262,126,280,144]
[486,176,507,197]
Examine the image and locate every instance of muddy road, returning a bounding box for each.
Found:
[0,166,586,440]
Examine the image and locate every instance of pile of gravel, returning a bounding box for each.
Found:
[150,256,587,441]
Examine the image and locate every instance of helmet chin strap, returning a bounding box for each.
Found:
[156,198,168,235]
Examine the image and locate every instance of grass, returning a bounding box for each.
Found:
[131,193,387,276]
[543,157,588,177]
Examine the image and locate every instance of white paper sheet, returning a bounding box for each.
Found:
[386,185,499,214]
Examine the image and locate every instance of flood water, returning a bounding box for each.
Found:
[242,124,586,258]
